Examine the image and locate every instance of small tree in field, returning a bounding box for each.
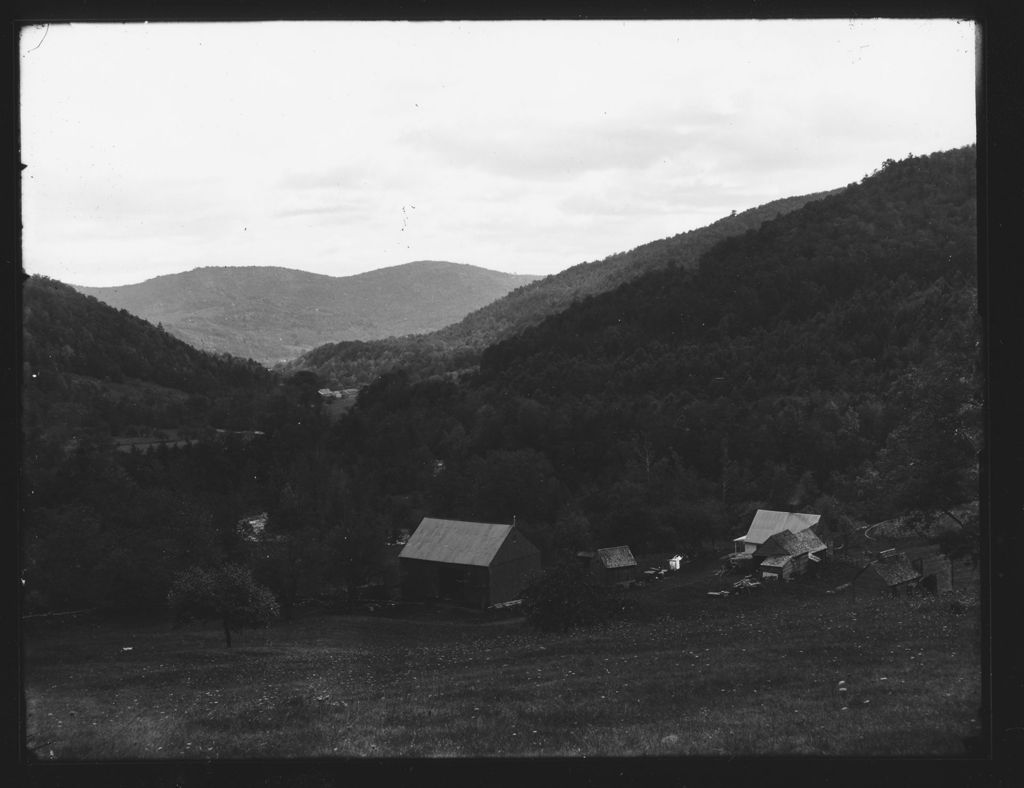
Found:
[168,564,279,648]
[521,558,611,633]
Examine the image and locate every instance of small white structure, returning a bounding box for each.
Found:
[237,512,268,542]
[668,555,683,571]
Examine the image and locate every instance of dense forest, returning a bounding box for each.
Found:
[327,147,979,556]
[22,277,279,441]
[20,147,979,618]
[22,280,323,614]
[281,189,838,387]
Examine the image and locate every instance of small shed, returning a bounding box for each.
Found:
[399,518,541,609]
[902,544,953,594]
[857,554,921,597]
[582,546,639,587]
[733,510,822,555]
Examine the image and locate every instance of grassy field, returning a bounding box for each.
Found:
[22,559,982,760]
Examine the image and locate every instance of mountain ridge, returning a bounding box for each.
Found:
[74,261,540,366]
[283,188,842,386]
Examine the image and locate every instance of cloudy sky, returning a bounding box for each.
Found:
[20,19,976,287]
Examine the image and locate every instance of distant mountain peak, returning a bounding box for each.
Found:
[73,262,541,366]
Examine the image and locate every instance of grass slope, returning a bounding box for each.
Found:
[24,562,980,759]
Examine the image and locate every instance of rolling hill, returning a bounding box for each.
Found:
[332,146,979,554]
[74,262,540,366]
[283,189,839,387]
[22,275,277,441]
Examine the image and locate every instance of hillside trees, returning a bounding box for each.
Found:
[281,189,839,388]
[320,147,978,556]
[22,147,978,617]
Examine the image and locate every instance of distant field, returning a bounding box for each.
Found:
[22,560,981,759]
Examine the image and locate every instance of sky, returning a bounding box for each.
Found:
[19,19,977,288]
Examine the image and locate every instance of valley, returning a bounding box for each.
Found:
[20,146,983,762]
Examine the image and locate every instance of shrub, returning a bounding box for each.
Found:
[521,559,612,633]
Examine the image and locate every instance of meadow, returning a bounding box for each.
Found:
[22,560,982,761]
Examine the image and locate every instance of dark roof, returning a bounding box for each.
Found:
[596,546,637,569]
[870,555,921,586]
[756,528,826,557]
[399,518,517,566]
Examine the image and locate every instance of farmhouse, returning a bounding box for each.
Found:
[399,518,541,609]
[754,528,828,581]
[578,546,639,587]
[733,509,822,555]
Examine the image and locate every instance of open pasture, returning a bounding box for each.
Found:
[23,565,981,760]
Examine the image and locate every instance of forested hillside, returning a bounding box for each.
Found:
[282,190,837,386]
[326,147,979,557]
[20,279,348,615]
[76,261,539,365]
[21,147,978,619]
[22,276,277,442]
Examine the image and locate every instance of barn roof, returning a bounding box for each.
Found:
[736,510,821,546]
[870,556,921,586]
[596,546,637,569]
[398,518,519,567]
[760,555,793,568]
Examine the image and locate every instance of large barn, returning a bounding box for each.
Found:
[398,518,542,609]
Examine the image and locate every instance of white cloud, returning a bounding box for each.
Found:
[20,19,976,286]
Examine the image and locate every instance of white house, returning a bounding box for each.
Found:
[732,509,821,555]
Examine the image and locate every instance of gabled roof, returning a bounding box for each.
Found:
[870,556,921,586]
[757,528,827,557]
[398,518,519,567]
[596,546,637,569]
[736,510,821,546]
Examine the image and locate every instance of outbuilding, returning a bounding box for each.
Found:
[856,554,921,597]
[399,517,542,609]
[902,544,953,594]
[755,528,828,581]
[579,545,639,587]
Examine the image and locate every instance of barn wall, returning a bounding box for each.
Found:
[463,565,489,609]
[400,559,439,600]
[489,553,542,605]
[608,565,638,586]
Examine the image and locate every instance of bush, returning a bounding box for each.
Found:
[521,559,612,633]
